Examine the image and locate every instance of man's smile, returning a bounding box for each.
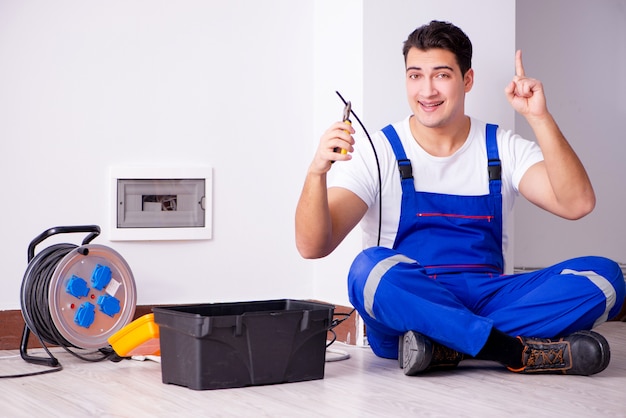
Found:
[419,100,444,110]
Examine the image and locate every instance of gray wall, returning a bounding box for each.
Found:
[514,0,626,268]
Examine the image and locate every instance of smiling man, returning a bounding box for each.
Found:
[295,20,625,376]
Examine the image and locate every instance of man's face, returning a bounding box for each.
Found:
[405,47,473,129]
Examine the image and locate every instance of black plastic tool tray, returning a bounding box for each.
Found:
[153,299,334,390]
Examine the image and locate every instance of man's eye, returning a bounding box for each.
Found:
[436,73,450,79]
[409,73,421,80]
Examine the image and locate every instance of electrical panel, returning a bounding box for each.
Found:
[109,166,212,241]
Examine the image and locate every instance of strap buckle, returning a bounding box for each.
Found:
[488,159,501,181]
[398,159,413,180]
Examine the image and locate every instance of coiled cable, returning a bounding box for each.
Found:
[20,243,116,365]
[21,244,76,349]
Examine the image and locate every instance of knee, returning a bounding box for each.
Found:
[347,247,413,288]
[348,247,395,307]
[350,247,405,271]
[585,256,625,318]
[568,256,624,287]
[558,256,625,318]
[347,248,386,309]
[347,247,420,318]
[602,258,626,315]
[592,257,624,291]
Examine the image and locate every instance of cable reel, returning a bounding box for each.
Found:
[20,225,137,367]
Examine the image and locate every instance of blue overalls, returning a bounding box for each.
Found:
[347,124,625,359]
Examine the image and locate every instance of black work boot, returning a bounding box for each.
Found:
[508,330,611,376]
[399,331,464,375]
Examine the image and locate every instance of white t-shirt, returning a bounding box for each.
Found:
[327,116,544,257]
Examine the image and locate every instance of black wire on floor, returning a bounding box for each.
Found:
[325,308,357,362]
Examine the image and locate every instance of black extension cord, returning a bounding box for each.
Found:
[21,242,118,362]
[2,243,120,379]
[21,244,77,349]
[335,91,383,246]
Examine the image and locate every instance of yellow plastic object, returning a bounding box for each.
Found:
[341,101,352,155]
[340,119,351,155]
[108,313,160,357]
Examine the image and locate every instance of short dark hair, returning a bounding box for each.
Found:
[402,20,473,76]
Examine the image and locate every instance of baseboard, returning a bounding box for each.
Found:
[0,303,359,350]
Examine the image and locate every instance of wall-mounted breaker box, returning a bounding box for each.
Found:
[109,166,212,241]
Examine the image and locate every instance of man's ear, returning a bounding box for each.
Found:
[464,68,474,92]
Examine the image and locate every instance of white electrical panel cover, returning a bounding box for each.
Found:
[109,166,212,241]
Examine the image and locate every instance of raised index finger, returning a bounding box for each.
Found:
[515,49,525,77]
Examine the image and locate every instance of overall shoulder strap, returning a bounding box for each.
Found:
[382,124,413,181]
[486,123,501,194]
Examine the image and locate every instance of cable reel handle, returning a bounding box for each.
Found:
[27,225,101,262]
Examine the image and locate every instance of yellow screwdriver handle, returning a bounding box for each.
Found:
[341,101,352,155]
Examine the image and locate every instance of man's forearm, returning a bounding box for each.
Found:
[295,171,334,259]
[528,113,595,217]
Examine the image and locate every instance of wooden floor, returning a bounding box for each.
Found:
[0,321,624,417]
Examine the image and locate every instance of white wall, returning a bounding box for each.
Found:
[0,0,318,309]
[514,0,626,268]
[309,0,365,307]
[0,0,515,311]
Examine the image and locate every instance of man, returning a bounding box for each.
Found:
[295,20,625,375]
